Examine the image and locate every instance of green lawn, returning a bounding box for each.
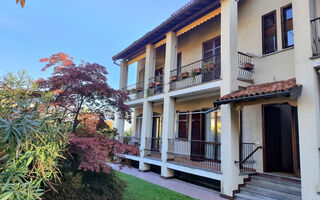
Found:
[116,171,194,200]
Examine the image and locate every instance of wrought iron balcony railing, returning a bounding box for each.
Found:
[238,52,254,83]
[169,54,221,91]
[167,139,221,172]
[122,81,144,101]
[311,17,320,56]
[147,74,164,97]
[144,137,162,159]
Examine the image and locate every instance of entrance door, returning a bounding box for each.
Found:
[191,112,205,161]
[263,104,300,177]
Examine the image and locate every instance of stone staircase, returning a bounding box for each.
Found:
[235,174,301,200]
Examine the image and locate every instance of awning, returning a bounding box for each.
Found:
[213,78,302,108]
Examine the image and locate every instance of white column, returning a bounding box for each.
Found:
[144,44,156,92]
[161,31,178,177]
[220,0,243,197]
[116,59,128,139]
[292,0,320,199]
[139,44,156,171]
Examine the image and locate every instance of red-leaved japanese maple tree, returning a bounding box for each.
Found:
[38,53,131,133]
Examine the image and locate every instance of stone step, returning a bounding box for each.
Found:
[242,184,302,200]
[235,190,277,200]
[251,175,301,188]
[247,178,301,196]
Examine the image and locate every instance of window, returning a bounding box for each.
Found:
[177,53,182,75]
[177,112,188,139]
[262,11,277,54]
[205,111,221,161]
[202,37,221,62]
[282,5,294,48]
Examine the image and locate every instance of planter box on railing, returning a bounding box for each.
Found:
[169,54,221,91]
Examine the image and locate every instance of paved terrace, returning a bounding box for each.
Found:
[112,164,224,200]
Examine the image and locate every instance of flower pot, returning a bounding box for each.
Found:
[181,72,190,78]
[193,68,202,74]
[137,87,143,92]
[242,63,254,70]
[148,83,154,88]
[170,76,178,81]
[155,81,162,86]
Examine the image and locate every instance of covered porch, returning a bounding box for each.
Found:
[215,78,303,179]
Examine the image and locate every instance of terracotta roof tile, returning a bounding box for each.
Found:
[218,78,299,101]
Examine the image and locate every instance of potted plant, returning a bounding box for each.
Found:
[146,89,151,97]
[131,88,137,93]
[148,82,154,88]
[181,72,189,79]
[242,62,255,71]
[193,68,202,74]
[137,87,143,92]
[170,75,178,82]
[155,76,162,86]
[190,71,196,80]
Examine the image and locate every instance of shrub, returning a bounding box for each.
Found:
[0,71,68,200]
[43,158,126,200]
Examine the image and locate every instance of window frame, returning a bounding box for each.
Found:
[177,111,189,139]
[262,10,278,55]
[281,4,294,49]
[202,36,221,60]
[177,52,182,75]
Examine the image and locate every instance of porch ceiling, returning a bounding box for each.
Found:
[214,78,302,107]
[112,0,220,62]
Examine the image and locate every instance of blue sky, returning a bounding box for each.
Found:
[0,0,189,89]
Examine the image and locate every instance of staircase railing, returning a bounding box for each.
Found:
[235,143,262,173]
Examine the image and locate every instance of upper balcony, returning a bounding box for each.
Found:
[123,51,255,104]
[122,81,144,101]
[169,54,221,91]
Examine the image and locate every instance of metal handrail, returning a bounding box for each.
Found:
[235,145,262,165]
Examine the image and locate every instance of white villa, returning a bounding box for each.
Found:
[113,0,320,199]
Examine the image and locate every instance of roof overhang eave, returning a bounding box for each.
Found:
[213,85,303,108]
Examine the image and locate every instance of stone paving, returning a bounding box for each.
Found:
[112,164,224,200]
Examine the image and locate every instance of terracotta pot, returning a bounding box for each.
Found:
[148,83,154,88]
[170,76,178,81]
[181,72,190,78]
[155,81,162,86]
[242,62,255,70]
[193,68,202,74]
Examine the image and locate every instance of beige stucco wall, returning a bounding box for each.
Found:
[238,0,295,84]
[177,16,221,68]
[175,96,218,112]
[242,105,264,173]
